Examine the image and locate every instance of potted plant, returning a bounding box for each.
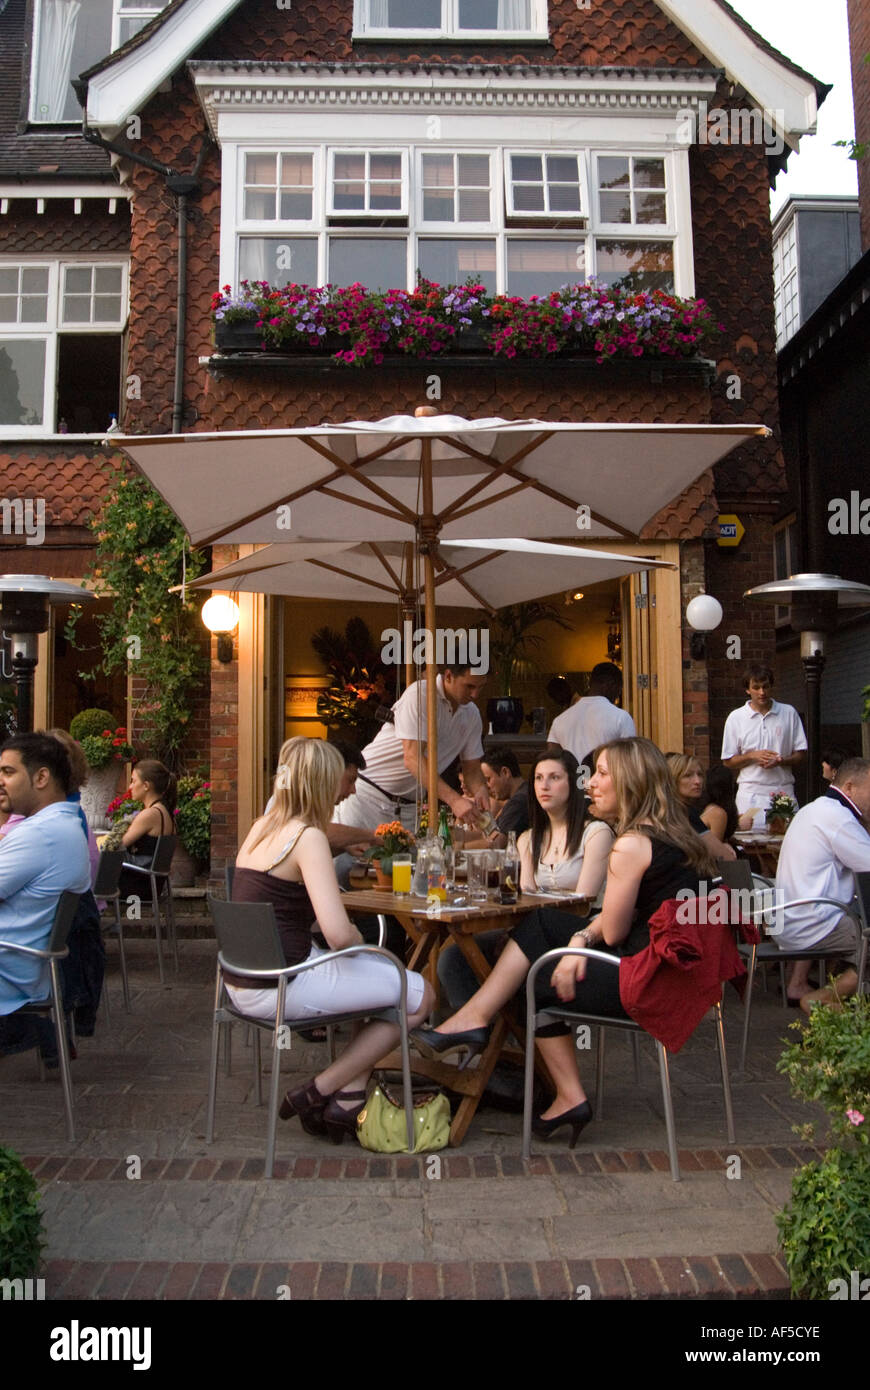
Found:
[486,602,572,734]
[368,821,416,888]
[776,994,870,1298]
[172,775,212,885]
[310,617,390,746]
[0,1144,45,1279]
[765,791,797,836]
[68,709,134,830]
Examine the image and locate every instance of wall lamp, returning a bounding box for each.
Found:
[202,594,240,663]
[685,593,723,660]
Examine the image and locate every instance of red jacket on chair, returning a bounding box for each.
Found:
[618,892,759,1053]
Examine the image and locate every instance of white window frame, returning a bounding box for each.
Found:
[327,149,409,218]
[239,149,320,228]
[773,515,799,628]
[29,0,168,124]
[352,0,548,40]
[225,144,692,300]
[0,257,128,437]
[505,150,587,220]
[416,150,495,231]
[773,219,799,348]
[593,152,672,235]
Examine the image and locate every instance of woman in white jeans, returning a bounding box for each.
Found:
[226,737,433,1144]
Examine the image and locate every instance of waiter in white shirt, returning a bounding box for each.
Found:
[721,665,807,830]
[333,664,490,832]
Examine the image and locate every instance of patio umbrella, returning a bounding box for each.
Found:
[116,412,770,810]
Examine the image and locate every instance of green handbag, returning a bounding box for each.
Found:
[356,1074,450,1153]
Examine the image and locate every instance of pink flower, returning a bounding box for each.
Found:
[846,1109,865,1126]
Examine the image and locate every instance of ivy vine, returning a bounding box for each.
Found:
[67,457,207,767]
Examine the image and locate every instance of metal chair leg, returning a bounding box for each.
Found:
[631,1031,641,1083]
[264,979,287,1179]
[595,1026,606,1119]
[522,1010,537,1161]
[656,1040,680,1182]
[51,961,75,1144]
[205,973,224,1144]
[713,1002,736,1144]
[114,899,131,1013]
[101,971,111,1026]
[163,879,179,972]
[327,1024,337,1062]
[150,875,165,986]
[253,1029,263,1106]
[739,942,758,1074]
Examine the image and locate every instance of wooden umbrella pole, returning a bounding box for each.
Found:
[401,541,416,690]
[420,437,440,820]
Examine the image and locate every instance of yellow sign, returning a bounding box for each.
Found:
[717,514,745,547]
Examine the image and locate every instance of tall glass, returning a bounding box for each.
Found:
[466,850,488,903]
[411,844,430,897]
[486,848,504,900]
[391,853,412,897]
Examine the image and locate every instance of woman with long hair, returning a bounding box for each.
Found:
[699,763,741,843]
[666,752,737,861]
[434,747,613,1018]
[228,737,434,1143]
[417,738,715,1146]
[121,759,177,853]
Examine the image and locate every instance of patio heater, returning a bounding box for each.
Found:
[743,573,870,802]
[0,575,95,732]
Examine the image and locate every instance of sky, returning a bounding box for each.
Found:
[728,0,859,213]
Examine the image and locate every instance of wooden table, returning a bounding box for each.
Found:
[341,888,591,1145]
[733,832,784,878]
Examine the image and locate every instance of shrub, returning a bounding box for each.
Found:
[776,994,870,1298]
[69,707,116,742]
[0,1146,44,1279]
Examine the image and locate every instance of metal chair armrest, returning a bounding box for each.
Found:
[0,938,69,962]
[523,945,621,1016]
[121,862,152,876]
[749,895,856,923]
[217,941,409,1003]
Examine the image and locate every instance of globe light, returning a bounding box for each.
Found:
[685,594,723,632]
[201,594,239,663]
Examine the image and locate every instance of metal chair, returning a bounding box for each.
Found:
[521,946,735,1182]
[717,858,870,1072]
[206,897,414,1177]
[93,850,130,1018]
[0,891,82,1142]
[121,835,178,984]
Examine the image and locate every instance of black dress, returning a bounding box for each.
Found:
[117,801,174,900]
[511,836,701,1031]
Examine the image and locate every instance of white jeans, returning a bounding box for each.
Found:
[736,781,798,831]
[225,942,426,1020]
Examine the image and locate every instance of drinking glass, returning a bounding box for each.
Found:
[466,850,488,902]
[486,849,504,900]
[391,853,412,897]
[411,845,430,897]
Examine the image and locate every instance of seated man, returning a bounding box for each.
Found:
[0,733,91,1016]
[459,745,530,848]
[774,757,870,1011]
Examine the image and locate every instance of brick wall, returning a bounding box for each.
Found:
[848,0,870,251]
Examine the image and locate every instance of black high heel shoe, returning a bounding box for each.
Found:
[532,1100,593,1149]
[412,1025,488,1069]
[323,1089,368,1145]
[279,1077,329,1135]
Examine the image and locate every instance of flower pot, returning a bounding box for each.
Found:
[214,319,263,353]
[373,859,393,888]
[80,764,124,831]
[170,840,197,888]
[766,815,791,836]
[487,697,524,735]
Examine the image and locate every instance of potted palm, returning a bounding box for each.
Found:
[486,602,572,734]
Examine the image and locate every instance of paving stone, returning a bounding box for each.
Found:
[162,1262,201,1299]
[566,1259,599,1300]
[43,1258,78,1299]
[617,1150,652,1172]
[316,1262,349,1298]
[348,1263,379,1299]
[224,1262,261,1299]
[191,1262,230,1299]
[441,1262,473,1299]
[535,1259,572,1299]
[624,1256,665,1299]
[655,1256,696,1296]
[713,1254,759,1297]
[742,1252,789,1296]
[472,1262,506,1299]
[127,1261,172,1299]
[379,1262,410,1300]
[503,1261,538,1299]
[594,1257,631,1298]
[94,1260,141,1299]
[687,1255,729,1299]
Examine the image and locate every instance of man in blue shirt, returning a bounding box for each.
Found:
[0,733,91,1014]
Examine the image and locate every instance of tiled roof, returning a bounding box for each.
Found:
[0,448,112,527]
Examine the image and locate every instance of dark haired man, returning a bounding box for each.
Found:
[333,665,489,832]
[721,665,806,830]
[0,733,90,1014]
[473,746,530,847]
[547,662,635,773]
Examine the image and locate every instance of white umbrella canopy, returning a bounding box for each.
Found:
[186,537,675,610]
[117,411,769,811]
[116,415,770,549]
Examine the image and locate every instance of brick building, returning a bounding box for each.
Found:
[1,0,830,872]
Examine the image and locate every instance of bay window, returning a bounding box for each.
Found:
[231,145,680,299]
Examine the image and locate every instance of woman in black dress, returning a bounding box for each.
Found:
[415,738,716,1145]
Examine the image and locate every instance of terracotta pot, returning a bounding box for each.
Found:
[373,862,392,889]
[766,815,791,836]
[170,840,197,887]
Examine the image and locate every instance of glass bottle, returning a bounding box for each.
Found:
[500,830,520,903]
[426,834,447,901]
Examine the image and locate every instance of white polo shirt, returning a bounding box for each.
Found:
[332,675,484,828]
[721,698,807,818]
[547,697,635,769]
[775,790,870,949]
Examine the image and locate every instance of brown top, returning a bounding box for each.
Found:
[226,827,318,987]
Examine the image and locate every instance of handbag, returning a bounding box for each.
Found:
[356,1073,450,1153]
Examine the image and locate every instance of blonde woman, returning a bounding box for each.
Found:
[665,752,737,862]
[415,738,715,1146]
[227,738,434,1144]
